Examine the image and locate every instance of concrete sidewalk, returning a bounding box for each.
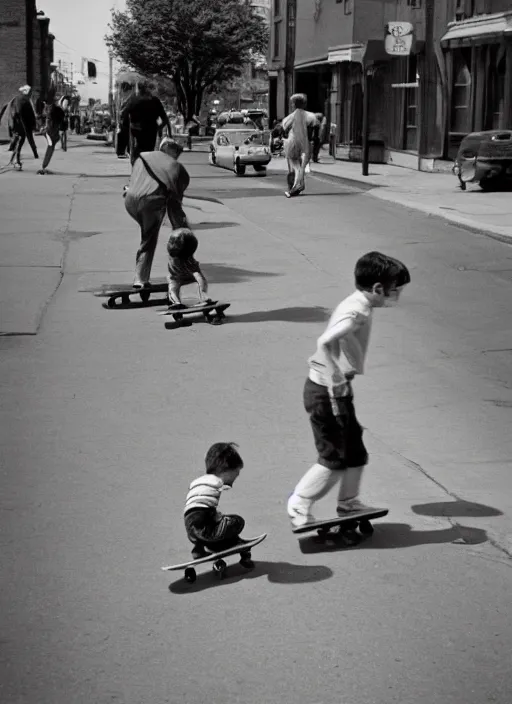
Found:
[269,152,512,243]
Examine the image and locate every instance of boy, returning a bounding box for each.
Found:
[166,228,209,308]
[184,442,246,560]
[287,251,411,528]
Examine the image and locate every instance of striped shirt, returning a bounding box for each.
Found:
[184,474,228,515]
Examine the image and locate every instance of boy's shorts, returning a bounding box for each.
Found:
[303,377,368,471]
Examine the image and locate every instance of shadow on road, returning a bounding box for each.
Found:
[298,522,489,555]
[194,221,238,231]
[201,263,281,284]
[228,306,329,324]
[168,560,333,594]
[411,500,503,518]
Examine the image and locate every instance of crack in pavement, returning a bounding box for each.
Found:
[368,429,512,561]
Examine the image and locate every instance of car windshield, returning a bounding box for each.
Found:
[217,131,269,146]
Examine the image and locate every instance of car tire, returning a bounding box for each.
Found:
[253,165,266,173]
[209,151,216,165]
[235,161,246,176]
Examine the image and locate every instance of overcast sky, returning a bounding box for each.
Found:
[39,0,126,102]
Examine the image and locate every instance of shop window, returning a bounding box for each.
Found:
[389,54,418,151]
[485,46,506,130]
[451,49,472,134]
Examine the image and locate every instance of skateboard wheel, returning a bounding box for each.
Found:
[139,290,150,303]
[338,529,360,547]
[184,567,196,583]
[213,559,227,578]
[358,520,374,536]
[107,297,116,308]
[239,551,254,569]
[121,294,130,305]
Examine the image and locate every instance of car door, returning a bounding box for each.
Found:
[214,132,234,169]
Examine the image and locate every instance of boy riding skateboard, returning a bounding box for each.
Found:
[287,252,410,529]
[184,443,246,560]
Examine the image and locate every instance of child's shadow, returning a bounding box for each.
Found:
[168,560,333,594]
[298,522,489,555]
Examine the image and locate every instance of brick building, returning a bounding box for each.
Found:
[268,0,512,169]
[0,0,54,112]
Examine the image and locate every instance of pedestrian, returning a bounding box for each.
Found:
[58,95,70,151]
[287,252,411,528]
[282,93,318,198]
[184,442,246,560]
[37,96,68,175]
[185,113,201,151]
[166,228,209,308]
[120,83,171,166]
[311,112,325,163]
[124,137,189,289]
[5,85,39,168]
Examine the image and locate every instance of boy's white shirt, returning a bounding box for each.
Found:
[308,290,373,393]
[184,474,231,515]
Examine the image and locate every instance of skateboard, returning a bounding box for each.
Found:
[292,509,389,547]
[102,283,169,308]
[161,300,230,328]
[162,533,267,583]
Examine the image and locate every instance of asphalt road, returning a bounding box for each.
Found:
[1,143,512,704]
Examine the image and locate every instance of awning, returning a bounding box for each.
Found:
[294,56,329,71]
[327,45,365,64]
[441,11,512,47]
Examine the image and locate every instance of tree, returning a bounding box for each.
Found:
[106,0,268,121]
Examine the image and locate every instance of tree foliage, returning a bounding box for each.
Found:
[106,0,268,120]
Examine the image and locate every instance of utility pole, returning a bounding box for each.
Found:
[361,64,372,177]
[108,53,114,113]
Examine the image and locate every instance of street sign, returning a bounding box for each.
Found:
[385,22,414,56]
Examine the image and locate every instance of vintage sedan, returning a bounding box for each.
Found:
[209,127,271,176]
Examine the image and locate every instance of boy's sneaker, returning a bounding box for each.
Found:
[336,498,379,515]
[191,545,208,560]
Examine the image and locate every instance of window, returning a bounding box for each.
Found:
[451,49,472,133]
[407,0,422,7]
[273,21,280,59]
[274,0,280,15]
[485,46,506,130]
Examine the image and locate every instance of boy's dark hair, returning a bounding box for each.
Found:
[167,228,198,258]
[205,442,243,474]
[355,251,410,294]
[290,93,307,110]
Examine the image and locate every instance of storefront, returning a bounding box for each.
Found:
[441,11,512,159]
[327,45,365,149]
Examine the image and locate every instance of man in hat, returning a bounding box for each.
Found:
[4,86,39,168]
[121,84,171,166]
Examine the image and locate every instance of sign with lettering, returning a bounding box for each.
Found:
[385,22,414,56]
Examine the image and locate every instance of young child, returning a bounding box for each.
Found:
[184,442,246,560]
[287,251,411,528]
[166,228,209,308]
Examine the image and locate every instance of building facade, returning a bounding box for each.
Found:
[0,0,54,112]
[268,0,512,169]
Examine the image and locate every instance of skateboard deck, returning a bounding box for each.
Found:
[102,283,168,308]
[161,300,230,328]
[162,533,267,583]
[292,509,389,544]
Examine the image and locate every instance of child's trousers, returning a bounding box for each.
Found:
[184,508,245,552]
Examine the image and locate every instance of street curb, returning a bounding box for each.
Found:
[309,168,512,246]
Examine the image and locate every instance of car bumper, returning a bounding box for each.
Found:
[238,155,271,166]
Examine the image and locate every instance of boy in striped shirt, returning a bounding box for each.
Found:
[184,443,245,560]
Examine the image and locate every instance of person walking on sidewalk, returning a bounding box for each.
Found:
[282,93,318,198]
[37,96,69,175]
[3,86,39,168]
[287,252,411,528]
[121,84,171,166]
[124,138,189,289]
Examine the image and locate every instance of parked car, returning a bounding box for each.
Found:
[453,129,512,191]
[209,127,271,176]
